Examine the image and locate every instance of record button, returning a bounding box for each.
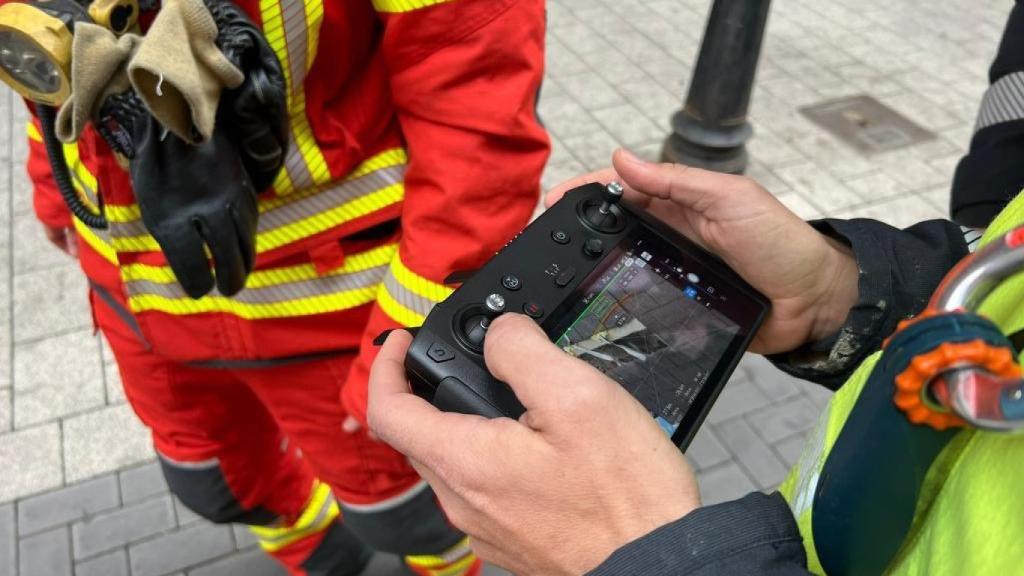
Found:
[523,302,545,319]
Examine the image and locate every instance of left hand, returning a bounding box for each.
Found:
[368,315,700,575]
[546,149,859,355]
[42,223,78,258]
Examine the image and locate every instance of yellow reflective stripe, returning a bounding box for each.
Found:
[124,243,393,317]
[105,204,143,223]
[251,481,339,553]
[104,148,406,221]
[303,0,322,74]
[109,183,404,254]
[372,0,454,13]
[272,163,296,195]
[60,142,101,211]
[28,119,100,210]
[377,285,426,327]
[299,0,328,183]
[259,0,330,195]
[405,537,477,576]
[257,182,403,252]
[129,286,379,319]
[26,122,41,142]
[292,90,330,186]
[72,218,118,265]
[102,146,405,260]
[122,242,397,287]
[377,256,454,326]
[390,257,454,303]
[111,235,161,253]
[431,555,478,576]
[345,148,408,180]
[254,147,407,213]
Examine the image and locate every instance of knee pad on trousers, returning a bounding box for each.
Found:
[340,481,463,556]
[159,456,278,525]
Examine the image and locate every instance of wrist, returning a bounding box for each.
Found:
[808,236,860,342]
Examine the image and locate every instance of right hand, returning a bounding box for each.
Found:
[369,317,699,575]
[548,149,859,355]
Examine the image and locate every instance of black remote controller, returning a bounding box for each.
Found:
[405,182,769,449]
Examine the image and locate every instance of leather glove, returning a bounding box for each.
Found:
[204,0,288,192]
[100,91,257,298]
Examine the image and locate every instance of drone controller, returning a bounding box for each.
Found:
[405,182,769,449]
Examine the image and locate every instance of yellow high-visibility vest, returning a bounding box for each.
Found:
[779,191,1024,575]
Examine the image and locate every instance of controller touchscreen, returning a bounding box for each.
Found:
[547,228,762,444]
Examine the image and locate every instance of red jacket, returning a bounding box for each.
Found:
[27,0,550,422]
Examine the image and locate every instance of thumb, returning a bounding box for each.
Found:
[612,148,729,212]
[483,314,594,410]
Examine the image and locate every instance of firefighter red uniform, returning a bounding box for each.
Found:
[26,0,550,574]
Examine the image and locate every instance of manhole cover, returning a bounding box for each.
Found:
[799,95,935,154]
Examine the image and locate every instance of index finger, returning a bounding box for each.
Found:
[367,331,488,464]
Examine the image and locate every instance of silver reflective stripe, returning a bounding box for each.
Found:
[279,0,314,191]
[962,226,984,253]
[338,480,430,513]
[125,264,389,303]
[157,452,220,470]
[255,492,337,547]
[105,165,406,239]
[382,273,438,317]
[89,280,149,347]
[258,165,405,232]
[975,71,1024,131]
[69,162,99,206]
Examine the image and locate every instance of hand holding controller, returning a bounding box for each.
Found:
[404,181,769,449]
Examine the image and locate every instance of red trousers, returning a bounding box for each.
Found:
[93,289,475,575]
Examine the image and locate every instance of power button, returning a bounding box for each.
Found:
[551,230,571,245]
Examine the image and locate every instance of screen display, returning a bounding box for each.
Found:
[549,229,758,439]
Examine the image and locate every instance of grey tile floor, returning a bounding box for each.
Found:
[0,0,1007,573]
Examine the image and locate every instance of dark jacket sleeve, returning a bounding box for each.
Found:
[767,218,969,390]
[950,0,1024,227]
[588,492,809,576]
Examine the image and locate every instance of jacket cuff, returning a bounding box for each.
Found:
[587,492,805,576]
[766,219,895,390]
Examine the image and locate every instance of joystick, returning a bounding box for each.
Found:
[599,182,624,216]
[461,293,506,351]
[579,182,626,233]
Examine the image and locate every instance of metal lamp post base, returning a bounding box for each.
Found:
[661,0,771,175]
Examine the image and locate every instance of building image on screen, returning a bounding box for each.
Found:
[555,252,739,436]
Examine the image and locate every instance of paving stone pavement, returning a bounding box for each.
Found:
[0,0,1008,573]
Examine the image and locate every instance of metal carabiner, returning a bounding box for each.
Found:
[906,225,1024,432]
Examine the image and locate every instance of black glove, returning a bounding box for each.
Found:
[99,92,257,298]
[205,0,288,192]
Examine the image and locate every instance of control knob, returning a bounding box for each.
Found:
[463,293,506,350]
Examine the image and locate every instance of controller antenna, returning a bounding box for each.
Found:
[599,182,624,216]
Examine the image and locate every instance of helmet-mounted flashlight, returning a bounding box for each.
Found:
[0,0,138,106]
